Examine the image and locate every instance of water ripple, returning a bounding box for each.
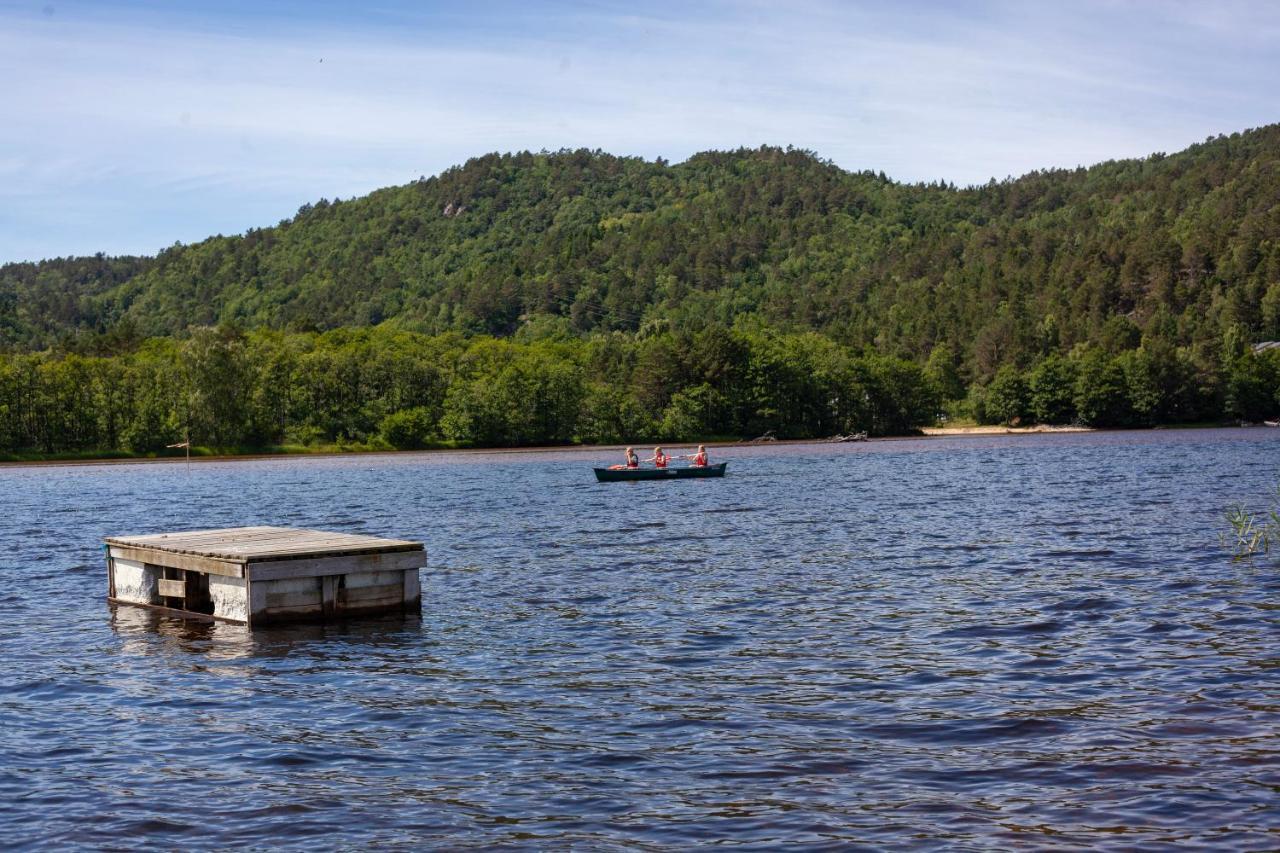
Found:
[0,428,1278,848]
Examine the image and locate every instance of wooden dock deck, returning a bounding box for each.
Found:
[105,526,425,627]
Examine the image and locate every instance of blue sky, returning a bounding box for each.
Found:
[1,0,1277,264]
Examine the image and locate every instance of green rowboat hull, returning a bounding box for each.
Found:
[593,462,728,482]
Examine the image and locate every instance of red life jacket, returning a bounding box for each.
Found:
[692,452,707,466]
[654,453,668,468]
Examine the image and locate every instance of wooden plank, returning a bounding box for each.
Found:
[106,526,283,547]
[107,527,421,561]
[334,599,407,616]
[108,598,233,624]
[224,537,422,557]
[157,578,187,598]
[155,531,292,551]
[259,606,324,618]
[135,532,305,558]
[231,545,421,561]
[235,536,419,552]
[338,582,405,604]
[118,525,282,540]
[206,529,393,546]
[322,575,337,617]
[141,539,417,561]
[198,529,327,544]
[233,530,416,546]
[109,527,416,550]
[263,590,322,610]
[113,524,280,539]
[339,597,405,612]
[247,549,426,581]
[107,546,244,577]
[106,528,299,556]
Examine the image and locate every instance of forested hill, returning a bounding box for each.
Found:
[4,125,1280,383]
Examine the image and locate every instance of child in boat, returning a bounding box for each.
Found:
[624,447,639,468]
[645,447,670,468]
[689,445,708,466]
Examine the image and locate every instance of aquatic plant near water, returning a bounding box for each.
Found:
[1223,485,1280,558]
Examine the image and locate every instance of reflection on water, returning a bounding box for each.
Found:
[1,428,1278,848]
[109,604,423,662]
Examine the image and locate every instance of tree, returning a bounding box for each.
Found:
[1098,315,1141,355]
[1028,354,1076,424]
[1073,349,1131,427]
[380,407,437,449]
[1119,341,1202,426]
[577,383,655,445]
[854,354,939,435]
[1262,281,1280,339]
[660,383,729,440]
[985,365,1030,425]
[925,343,966,403]
[124,367,182,452]
[441,345,583,445]
[183,325,253,447]
[1224,353,1276,421]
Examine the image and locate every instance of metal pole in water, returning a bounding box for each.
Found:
[166,431,191,474]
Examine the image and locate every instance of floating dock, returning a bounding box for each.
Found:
[104,526,425,627]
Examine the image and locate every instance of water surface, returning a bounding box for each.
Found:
[1,429,1278,848]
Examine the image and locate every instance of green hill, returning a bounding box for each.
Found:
[5,127,1280,377]
[3,128,1280,458]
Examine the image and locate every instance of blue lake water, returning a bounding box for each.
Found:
[1,429,1278,849]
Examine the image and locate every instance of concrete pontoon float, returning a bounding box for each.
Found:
[105,526,425,627]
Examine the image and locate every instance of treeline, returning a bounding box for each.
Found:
[0,324,941,456]
[969,336,1280,427]
[2,324,1278,458]
[4,127,1280,390]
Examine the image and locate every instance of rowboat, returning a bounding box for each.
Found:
[594,462,728,482]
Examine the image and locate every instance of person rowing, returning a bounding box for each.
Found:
[607,446,641,470]
[689,445,708,467]
[644,447,670,468]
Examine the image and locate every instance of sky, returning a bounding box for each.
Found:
[1,0,1278,264]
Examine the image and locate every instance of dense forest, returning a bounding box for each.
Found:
[2,126,1279,455]
[1,323,1277,458]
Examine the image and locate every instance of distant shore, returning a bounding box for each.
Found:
[4,422,1274,470]
[919,424,1093,436]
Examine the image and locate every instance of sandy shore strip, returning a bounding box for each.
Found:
[919,425,1093,436]
[8,423,1227,470]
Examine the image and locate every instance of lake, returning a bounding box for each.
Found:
[1,429,1278,849]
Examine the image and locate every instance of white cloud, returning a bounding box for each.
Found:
[0,0,1277,261]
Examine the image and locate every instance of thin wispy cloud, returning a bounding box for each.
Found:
[1,0,1276,262]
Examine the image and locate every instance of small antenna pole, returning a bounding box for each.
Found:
[166,429,192,474]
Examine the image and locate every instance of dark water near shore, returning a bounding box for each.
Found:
[2,429,1278,849]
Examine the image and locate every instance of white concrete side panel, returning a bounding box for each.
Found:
[209,575,248,622]
[113,559,157,605]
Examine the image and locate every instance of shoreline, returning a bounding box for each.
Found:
[918,424,1093,436]
[2,422,1271,470]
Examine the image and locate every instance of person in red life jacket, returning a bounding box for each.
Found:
[624,447,639,468]
[645,447,670,468]
[689,445,709,467]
